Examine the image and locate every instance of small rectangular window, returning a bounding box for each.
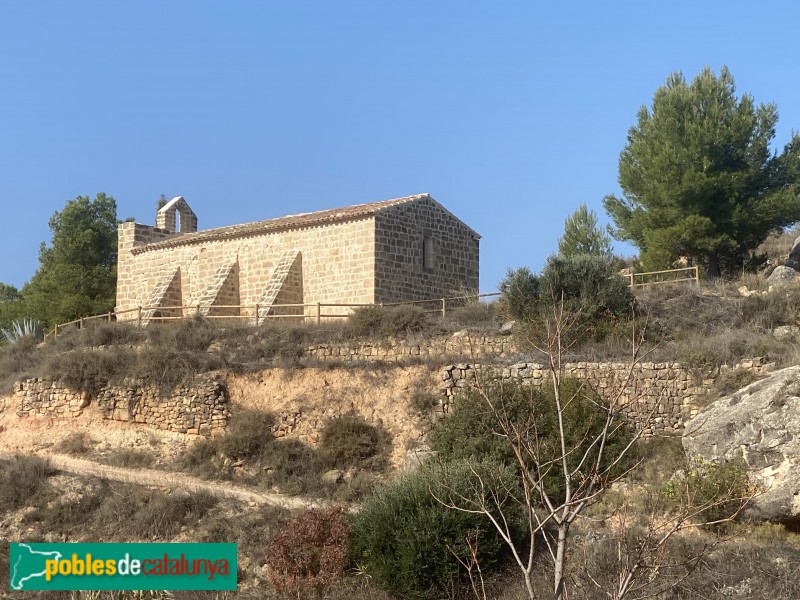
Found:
[423,236,434,269]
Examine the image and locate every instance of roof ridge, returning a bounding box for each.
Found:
[131,193,432,254]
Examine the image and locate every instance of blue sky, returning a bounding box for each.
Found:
[1,1,799,293]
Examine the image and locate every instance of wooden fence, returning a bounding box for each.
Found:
[43,293,501,340]
[627,266,699,288]
[42,266,700,341]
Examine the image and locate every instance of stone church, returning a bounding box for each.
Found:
[115,193,480,324]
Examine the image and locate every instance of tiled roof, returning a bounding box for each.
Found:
[132,193,433,253]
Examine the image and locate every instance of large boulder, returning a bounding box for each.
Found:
[682,365,800,525]
[766,265,798,287]
[788,236,800,264]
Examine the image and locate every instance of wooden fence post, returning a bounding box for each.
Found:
[316,302,321,325]
[441,297,446,319]
[255,304,260,327]
[137,306,143,330]
[79,317,84,330]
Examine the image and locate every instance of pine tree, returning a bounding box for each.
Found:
[557,204,612,258]
[604,66,800,277]
[22,194,118,326]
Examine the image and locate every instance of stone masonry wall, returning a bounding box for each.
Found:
[7,376,229,435]
[374,196,480,303]
[116,217,376,320]
[440,358,772,435]
[304,333,515,363]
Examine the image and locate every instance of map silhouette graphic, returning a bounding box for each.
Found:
[10,544,62,590]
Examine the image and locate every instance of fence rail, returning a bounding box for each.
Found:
[43,293,501,341]
[627,266,699,288]
[42,266,700,341]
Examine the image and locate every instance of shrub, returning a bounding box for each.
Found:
[319,414,389,470]
[0,335,39,390]
[347,305,431,338]
[663,459,751,525]
[500,256,634,344]
[178,409,275,479]
[379,305,430,336]
[351,461,517,599]
[0,455,54,511]
[218,409,276,461]
[95,485,217,540]
[44,346,136,396]
[133,317,225,392]
[410,389,440,414]
[261,439,323,495]
[266,507,350,596]
[1,318,43,344]
[347,306,387,337]
[444,300,499,328]
[498,267,539,321]
[100,449,156,468]
[539,254,634,321]
[428,378,635,504]
[52,320,144,351]
[33,481,110,533]
[56,432,93,456]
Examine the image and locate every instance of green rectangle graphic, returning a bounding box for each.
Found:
[9,543,237,591]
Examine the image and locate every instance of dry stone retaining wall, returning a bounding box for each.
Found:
[440,358,772,434]
[304,333,515,363]
[7,377,229,435]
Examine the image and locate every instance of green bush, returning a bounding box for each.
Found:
[498,267,539,321]
[351,461,517,598]
[663,459,751,525]
[500,256,634,343]
[428,378,635,504]
[539,254,634,320]
[319,413,389,470]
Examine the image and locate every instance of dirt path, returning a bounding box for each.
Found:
[0,450,327,510]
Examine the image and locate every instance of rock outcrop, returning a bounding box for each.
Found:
[786,236,800,269]
[765,265,798,287]
[682,366,800,524]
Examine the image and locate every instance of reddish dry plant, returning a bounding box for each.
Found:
[265,506,350,597]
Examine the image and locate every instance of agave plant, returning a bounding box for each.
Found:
[1,318,43,345]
